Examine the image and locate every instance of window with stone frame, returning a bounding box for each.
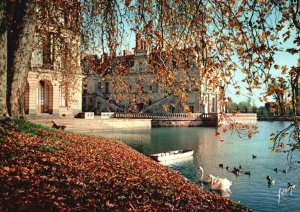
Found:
[42,32,54,68]
[105,82,110,94]
[212,98,215,112]
[97,82,102,90]
[141,40,147,50]
[138,62,143,72]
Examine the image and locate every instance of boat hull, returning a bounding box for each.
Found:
[150,150,194,162]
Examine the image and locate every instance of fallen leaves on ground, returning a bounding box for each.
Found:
[0,121,248,211]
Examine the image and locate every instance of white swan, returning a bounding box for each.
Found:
[277,183,296,204]
[198,167,232,191]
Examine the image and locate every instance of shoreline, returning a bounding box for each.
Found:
[26,113,259,133]
[0,120,249,211]
[257,116,297,121]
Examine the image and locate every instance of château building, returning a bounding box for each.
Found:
[82,34,224,114]
[24,3,82,117]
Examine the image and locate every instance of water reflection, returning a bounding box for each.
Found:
[95,122,300,211]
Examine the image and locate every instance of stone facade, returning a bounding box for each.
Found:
[83,35,224,114]
[25,71,82,117]
[24,6,82,117]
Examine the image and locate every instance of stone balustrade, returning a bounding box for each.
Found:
[101,112,116,119]
[99,112,253,127]
[201,113,218,119]
[257,115,299,121]
[219,113,257,123]
[76,112,94,119]
[115,112,204,120]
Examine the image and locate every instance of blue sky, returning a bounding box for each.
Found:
[227,34,299,107]
[227,52,299,107]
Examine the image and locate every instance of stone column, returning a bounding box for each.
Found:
[52,81,60,115]
[27,77,37,114]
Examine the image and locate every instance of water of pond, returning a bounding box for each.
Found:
[91,121,300,211]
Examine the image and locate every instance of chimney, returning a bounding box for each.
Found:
[135,33,142,53]
[101,53,108,63]
[123,50,133,56]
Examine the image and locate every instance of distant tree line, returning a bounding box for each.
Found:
[226,99,257,113]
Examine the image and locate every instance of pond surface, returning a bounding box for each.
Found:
[91,121,300,211]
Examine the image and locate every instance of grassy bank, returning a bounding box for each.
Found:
[0,120,248,211]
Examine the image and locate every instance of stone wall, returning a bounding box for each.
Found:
[219,113,257,124]
[257,116,298,121]
[151,113,257,127]
[29,117,152,133]
[151,119,217,127]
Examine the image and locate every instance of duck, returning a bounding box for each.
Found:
[232,167,241,176]
[244,171,251,176]
[238,165,243,171]
[226,166,229,171]
[266,176,275,185]
[234,171,241,176]
[219,164,224,168]
[283,169,287,174]
[252,155,257,159]
[287,183,295,191]
[274,168,278,172]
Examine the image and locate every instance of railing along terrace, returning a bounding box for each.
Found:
[201,113,218,119]
[224,113,257,117]
[115,113,218,120]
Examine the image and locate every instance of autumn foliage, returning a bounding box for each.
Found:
[0,121,248,211]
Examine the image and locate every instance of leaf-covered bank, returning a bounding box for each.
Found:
[0,120,248,211]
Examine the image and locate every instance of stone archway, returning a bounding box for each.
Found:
[37,80,53,114]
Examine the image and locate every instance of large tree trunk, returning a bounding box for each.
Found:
[0,0,7,119]
[7,0,36,119]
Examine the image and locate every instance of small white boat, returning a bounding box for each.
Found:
[149,149,194,162]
